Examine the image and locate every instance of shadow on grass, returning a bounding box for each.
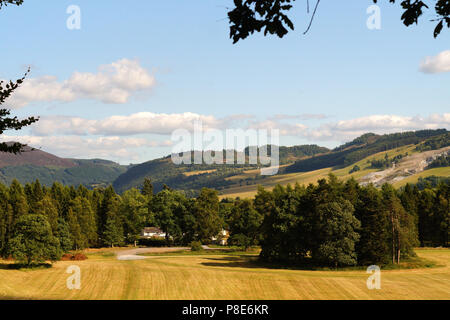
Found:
[200,256,334,271]
[0,262,52,270]
[201,255,442,271]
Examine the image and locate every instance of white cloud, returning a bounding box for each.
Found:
[420,50,450,74]
[30,112,450,142]
[5,112,450,164]
[31,112,226,136]
[269,113,329,121]
[0,135,172,162]
[6,59,155,108]
[249,119,308,136]
[305,114,450,141]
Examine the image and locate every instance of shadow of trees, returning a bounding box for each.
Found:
[0,262,52,270]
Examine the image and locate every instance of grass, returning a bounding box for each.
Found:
[220,168,332,199]
[183,169,217,177]
[0,248,449,300]
[392,167,450,188]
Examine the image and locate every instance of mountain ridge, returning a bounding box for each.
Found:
[0,129,448,195]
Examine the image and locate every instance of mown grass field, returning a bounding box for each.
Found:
[0,248,449,300]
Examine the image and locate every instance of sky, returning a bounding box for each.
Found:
[0,0,449,164]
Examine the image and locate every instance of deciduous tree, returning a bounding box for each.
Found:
[7,214,61,265]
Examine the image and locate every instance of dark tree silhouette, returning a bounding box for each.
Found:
[228,0,450,43]
[0,71,39,153]
[1,0,39,154]
[0,0,23,9]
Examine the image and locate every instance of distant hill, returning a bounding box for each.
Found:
[285,129,449,173]
[220,130,450,199]
[2,130,448,195]
[0,144,128,188]
[0,143,76,168]
[112,145,328,194]
[113,130,449,195]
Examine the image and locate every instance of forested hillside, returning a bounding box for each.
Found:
[286,129,448,173]
[112,145,328,194]
[0,146,128,188]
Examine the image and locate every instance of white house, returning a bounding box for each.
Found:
[141,227,166,239]
[212,229,230,246]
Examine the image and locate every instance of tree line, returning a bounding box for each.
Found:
[257,176,448,267]
[0,175,448,267]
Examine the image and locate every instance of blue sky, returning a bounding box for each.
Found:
[0,0,449,164]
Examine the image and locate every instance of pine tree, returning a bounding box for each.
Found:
[67,207,84,251]
[55,218,72,253]
[49,182,71,219]
[76,197,97,247]
[355,185,391,265]
[34,196,59,234]
[102,216,124,248]
[382,184,418,264]
[98,186,120,235]
[0,183,12,256]
[121,188,147,246]
[141,178,154,197]
[8,179,28,221]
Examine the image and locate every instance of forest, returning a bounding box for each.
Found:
[0,174,448,267]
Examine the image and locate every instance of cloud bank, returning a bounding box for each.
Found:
[6,59,155,108]
[30,112,450,139]
[420,50,450,74]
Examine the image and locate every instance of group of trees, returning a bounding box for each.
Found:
[427,153,450,169]
[0,175,450,267]
[369,153,405,170]
[0,178,229,264]
[416,133,450,152]
[0,174,448,267]
[256,175,448,267]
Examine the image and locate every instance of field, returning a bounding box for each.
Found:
[0,248,449,300]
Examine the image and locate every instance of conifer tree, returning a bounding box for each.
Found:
[35,196,59,234]
[355,185,391,265]
[55,217,72,253]
[8,179,28,221]
[67,207,84,251]
[102,216,124,248]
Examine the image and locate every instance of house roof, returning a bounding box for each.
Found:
[142,227,164,233]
